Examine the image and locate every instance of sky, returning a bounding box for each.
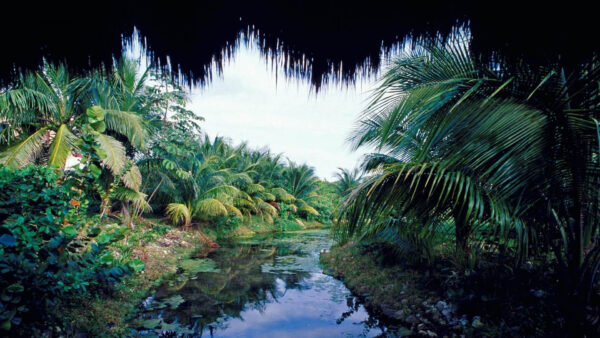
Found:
[188,45,378,180]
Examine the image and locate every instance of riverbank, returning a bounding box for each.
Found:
[61,220,210,336]
[321,242,492,337]
[64,218,328,336]
[222,216,329,237]
[131,228,390,336]
[320,242,566,337]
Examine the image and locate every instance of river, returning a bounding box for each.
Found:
[134,229,395,337]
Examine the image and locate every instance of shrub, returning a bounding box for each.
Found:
[0,165,143,334]
[212,215,242,236]
[275,217,304,231]
[308,196,334,224]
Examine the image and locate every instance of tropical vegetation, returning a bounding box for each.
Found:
[334,32,600,334]
[0,55,332,335]
[4,24,600,337]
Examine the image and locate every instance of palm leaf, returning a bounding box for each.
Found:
[166,203,191,226]
[104,109,150,150]
[195,198,228,218]
[47,124,77,169]
[0,127,47,168]
[94,132,126,175]
[223,203,243,217]
[299,205,320,216]
[121,164,142,190]
[114,187,152,213]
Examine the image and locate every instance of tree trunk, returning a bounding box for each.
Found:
[453,207,471,264]
[100,198,110,218]
[121,201,133,230]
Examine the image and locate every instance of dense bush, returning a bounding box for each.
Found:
[307,196,335,224]
[275,217,304,231]
[212,215,242,236]
[0,165,144,334]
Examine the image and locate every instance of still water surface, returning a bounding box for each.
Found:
[135,229,394,337]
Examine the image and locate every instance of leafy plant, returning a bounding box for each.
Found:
[338,32,600,332]
[0,165,142,334]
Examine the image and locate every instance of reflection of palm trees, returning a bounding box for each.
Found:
[145,241,312,335]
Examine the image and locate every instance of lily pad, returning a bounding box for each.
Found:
[178,258,220,274]
[141,318,163,329]
[163,294,185,309]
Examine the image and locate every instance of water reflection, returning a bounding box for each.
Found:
[135,230,392,337]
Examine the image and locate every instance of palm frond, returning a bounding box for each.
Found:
[166,203,191,226]
[0,127,47,168]
[299,205,320,216]
[245,183,265,194]
[223,203,243,217]
[195,198,228,218]
[121,164,142,191]
[114,187,152,213]
[47,124,76,169]
[94,132,127,175]
[104,109,150,150]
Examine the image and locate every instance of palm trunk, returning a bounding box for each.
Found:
[453,207,471,263]
[100,197,111,218]
[121,201,133,230]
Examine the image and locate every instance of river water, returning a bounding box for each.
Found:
[134,229,395,337]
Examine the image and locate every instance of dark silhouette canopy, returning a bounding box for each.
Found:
[2,1,595,89]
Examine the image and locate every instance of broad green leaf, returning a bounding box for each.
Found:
[86,105,105,121]
[62,226,77,238]
[128,259,145,272]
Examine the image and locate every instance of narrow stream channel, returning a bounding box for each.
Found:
[134,229,395,337]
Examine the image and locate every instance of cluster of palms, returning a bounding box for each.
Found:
[142,132,322,228]
[337,33,600,331]
[0,57,323,230]
[0,59,160,220]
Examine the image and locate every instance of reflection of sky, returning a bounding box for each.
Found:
[141,230,388,337]
[211,231,384,337]
[215,274,382,338]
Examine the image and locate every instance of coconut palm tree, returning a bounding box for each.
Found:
[338,32,600,332]
[0,62,150,171]
[333,167,363,197]
[282,161,320,217]
[0,63,92,169]
[0,61,155,221]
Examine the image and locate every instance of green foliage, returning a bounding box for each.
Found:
[275,218,304,231]
[333,167,362,197]
[211,216,242,236]
[0,165,140,334]
[166,203,192,227]
[337,32,600,332]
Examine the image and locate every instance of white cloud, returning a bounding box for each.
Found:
[189,45,377,180]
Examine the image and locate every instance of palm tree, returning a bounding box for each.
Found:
[0,63,91,169]
[282,161,320,217]
[0,62,150,170]
[338,32,600,331]
[333,167,363,196]
[0,60,155,222]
